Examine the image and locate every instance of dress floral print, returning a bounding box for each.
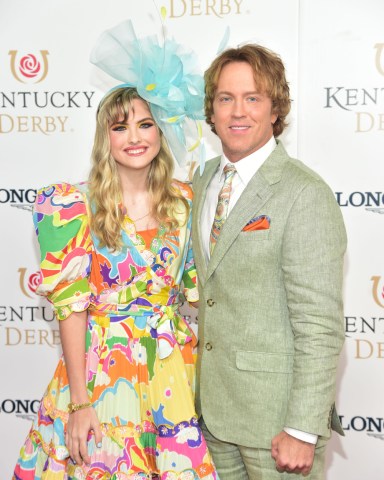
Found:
[13,181,219,480]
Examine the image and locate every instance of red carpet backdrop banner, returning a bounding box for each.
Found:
[0,0,382,478]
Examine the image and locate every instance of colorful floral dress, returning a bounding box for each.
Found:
[13,181,218,480]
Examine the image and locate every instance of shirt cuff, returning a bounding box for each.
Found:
[283,427,318,445]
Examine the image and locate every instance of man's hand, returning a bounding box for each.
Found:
[271,431,315,476]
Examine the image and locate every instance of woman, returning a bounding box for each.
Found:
[13,87,218,479]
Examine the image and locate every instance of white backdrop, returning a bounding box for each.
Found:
[1,0,383,478]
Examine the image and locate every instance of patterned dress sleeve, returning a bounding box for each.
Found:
[33,183,93,320]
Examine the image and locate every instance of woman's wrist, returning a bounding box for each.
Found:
[68,400,92,414]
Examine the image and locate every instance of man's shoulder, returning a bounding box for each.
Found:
[192,156,220,185]
[285,157,325,184]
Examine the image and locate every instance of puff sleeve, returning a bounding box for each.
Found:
[33,183,93,320]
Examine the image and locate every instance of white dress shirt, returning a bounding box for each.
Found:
[200,135,318,445]
[201,136,276,263]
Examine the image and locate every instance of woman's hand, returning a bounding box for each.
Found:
[66,406,102,466]
[189,300,199,308]
[58,311,100,465]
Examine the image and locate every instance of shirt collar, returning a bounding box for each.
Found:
[218,136,277,186]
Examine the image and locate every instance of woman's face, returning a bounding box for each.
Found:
[109,98,161,176]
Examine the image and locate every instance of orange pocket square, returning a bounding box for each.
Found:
[242,215,270,232]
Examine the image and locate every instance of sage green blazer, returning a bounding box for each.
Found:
[192,141,347,448]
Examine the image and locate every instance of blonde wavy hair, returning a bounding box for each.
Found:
[88,87,189,251]
[204,44,291,137]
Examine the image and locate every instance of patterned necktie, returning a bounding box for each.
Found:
[209,163,236,255]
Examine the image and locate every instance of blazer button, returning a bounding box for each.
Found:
[207,299,215,307]
[205,342,213,351]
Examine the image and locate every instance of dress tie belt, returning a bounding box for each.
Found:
[89,303,195,360]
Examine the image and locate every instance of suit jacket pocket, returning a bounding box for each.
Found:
[236,351,294,373]
[239,229,270,241]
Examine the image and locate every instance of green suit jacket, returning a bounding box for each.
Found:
[192,141,347,448]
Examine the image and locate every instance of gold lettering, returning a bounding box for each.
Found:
[0,114,14,133]
[206,0,221,17]
[0,115,69,134]
[57,116,68,132]
[233,0,243,13]
[6,327,21,345]
[355,339,373,359]
[169,0,187,17]
[191,0,202,15]
[221,0,231,15]
[168,0,243,17]
[52,329,61,346]
[18,116,29,133]
[25,329,36,345]
[377,342,384,358]
[3,327,60,347]
[31,116,46,134]
[356,113,384,133]
[356,112,374,132]
[379,114,384,131]
[45,116,56,133]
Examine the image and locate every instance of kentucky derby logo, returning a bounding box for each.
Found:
[371,275,384,308]
[9,50,49,83]
[18,268,41,298]
[374,43,384,76]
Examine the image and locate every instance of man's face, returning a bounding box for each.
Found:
[211,61,277,163]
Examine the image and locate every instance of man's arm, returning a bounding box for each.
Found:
[272,176,346,473]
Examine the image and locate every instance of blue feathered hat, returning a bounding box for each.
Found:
[90,19,206,172]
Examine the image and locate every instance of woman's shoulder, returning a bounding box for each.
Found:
[34,181,89,216]
[171,179,193,201]
[36,181,88,202]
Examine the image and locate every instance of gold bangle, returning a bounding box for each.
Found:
[68,401,92,414]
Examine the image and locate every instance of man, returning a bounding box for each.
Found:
[192,44,346,479]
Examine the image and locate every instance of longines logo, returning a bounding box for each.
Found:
[345,315,384,360]
[335,191,384,214]
[0,398,39,421]
[1,50,96,135]
[339,415,384,440]
[324,43,384,133]
[9,50,49,84]
[0,188,36,212]
[165,0,246,18]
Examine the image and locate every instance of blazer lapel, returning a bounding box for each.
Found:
[206,141,288,282]
[192,157,221,286]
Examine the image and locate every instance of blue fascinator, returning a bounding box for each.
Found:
[90,20,205,172]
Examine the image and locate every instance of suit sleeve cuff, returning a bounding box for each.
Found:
[284,427,318,445]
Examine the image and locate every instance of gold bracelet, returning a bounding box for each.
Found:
[68,401,92,414]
